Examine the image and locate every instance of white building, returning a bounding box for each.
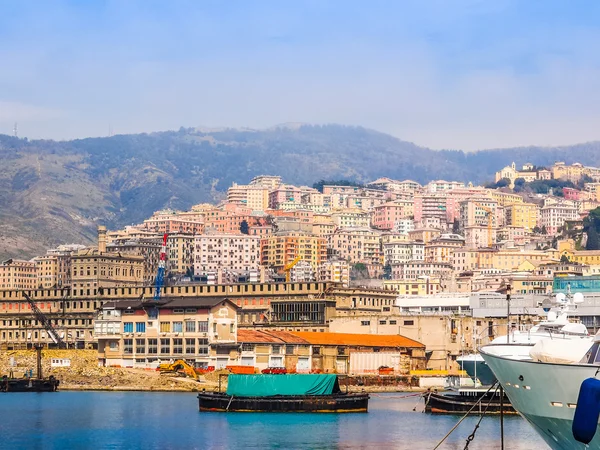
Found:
[540,204,579,235]
[383,241,425,265]
[394,219,415,235]
[194,234,260,275]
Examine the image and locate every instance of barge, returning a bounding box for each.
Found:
[1,345,60,392]
[198,374,369,413]
[424,387,515,415]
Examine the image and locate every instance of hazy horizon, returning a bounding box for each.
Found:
[2,1,600,151]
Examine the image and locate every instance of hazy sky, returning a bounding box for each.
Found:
[2,0,600,151]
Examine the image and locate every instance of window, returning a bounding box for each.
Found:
[160,338,170,354]
[198,321,208,333]
[173,338,183,354]
[123,338,133,354]
[313,346,321,355]
[361,320,370,326]
[379,320,387,325]
[135,338,145,354]
[242,343,255,352]
[185,321,196,332]
[198,338,209,355]
[109,341,118,351]
[148,338,157,354]
[173,322,183,333]
[124,322,133,333]
[185,308,197,313]
[271,345,281,355]
[160,322,170,333]
[173,308,184,314]
[285,345,294,355]
[389,320,397,325]
[403,320,414,326]
[337,347,346,356]
[135,322,146,333]
[185,338,195,354]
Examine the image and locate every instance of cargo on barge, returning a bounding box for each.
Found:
[198,374,369,413]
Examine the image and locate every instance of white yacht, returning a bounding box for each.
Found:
[459,293,589,385]
[478,291,600,449]
[481,336,600,449]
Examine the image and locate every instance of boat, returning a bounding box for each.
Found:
[480,338,600,450]
[197,374,369,413]
[458,292,590,384]
[425,385,515,415]
[0,345,60,392]
[1,375,60,392]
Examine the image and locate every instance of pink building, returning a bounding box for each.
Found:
[372,201,413,230]
[563,187,583,201]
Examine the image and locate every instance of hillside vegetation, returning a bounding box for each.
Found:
[2,124,600,259]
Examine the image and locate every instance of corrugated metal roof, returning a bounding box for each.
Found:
[237,329,309,344]
[289,331,424,348]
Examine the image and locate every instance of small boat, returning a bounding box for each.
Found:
[424,386,515,414]
[1,375,60,392]
[197,374,369,413]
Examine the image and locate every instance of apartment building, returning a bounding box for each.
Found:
[330,208,371,228]
[260,233,327,270]
[371,200,414,230]
[504,202,539,230]
[143,211,205,235]
[540,203,580,235]
[391,262,453,281]
[383,241,424,265]
[328,227,382,265]
[413,194,450,223]
[167,233,195,275]
[460,198,499,229]
[426,180,464,193]
[0,259,37,290]
[227,183,270,211]
[317,260,350,286]
[194,234,260,275]
[107,237,162,285]
[95,297,238,369]
[34,255,71,289]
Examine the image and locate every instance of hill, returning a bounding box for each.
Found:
[2,124,600,259]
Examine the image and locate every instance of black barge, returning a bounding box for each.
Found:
[424,387,515,414]
[198,374,369,413]
[1,345,60,393]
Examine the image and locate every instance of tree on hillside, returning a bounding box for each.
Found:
[383,264,392,280]
[452,219,460,234]
[312,179,364,193]
[560,254,571,263]
[585,208,600,250]
[513,178,526,192]
[240,220,249,234]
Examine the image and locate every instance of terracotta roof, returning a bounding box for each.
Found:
[237,329,310,345]
[289,331,424,348]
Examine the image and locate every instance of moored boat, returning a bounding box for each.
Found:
[424,386,515,414]
[198,374,369,413]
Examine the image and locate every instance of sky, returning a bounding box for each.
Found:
[2,0,600,151]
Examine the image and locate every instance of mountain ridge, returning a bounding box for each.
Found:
[1,123,600,259]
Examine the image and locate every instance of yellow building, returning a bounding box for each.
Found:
[504,202,539,231]
[71,227,145,293]
[167,233,195,275]
[488,190,524,207]
[0,259,37,290]
[478,249,551,270]
[312,214,336,237]
[34,255,71,289]
[383,279,441,296]
[260,233,327,270]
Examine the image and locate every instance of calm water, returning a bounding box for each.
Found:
[0,392,547,449]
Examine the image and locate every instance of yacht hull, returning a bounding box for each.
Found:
[480,344,600,450]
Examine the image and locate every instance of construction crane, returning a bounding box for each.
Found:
[149,233,168,319]
[474,202,494,248]
[284,255,302,282]
[22,292,66,349]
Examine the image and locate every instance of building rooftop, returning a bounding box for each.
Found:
[289,331,424,348]
[237,329,309,344]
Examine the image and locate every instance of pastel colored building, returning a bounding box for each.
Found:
[372,200,414,230]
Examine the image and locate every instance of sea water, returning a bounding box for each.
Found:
[0,392,547,449]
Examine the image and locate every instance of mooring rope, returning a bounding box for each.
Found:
[463,384,501,450]
[432,382,499,450]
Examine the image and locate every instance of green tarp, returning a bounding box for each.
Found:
[226,374,341,397]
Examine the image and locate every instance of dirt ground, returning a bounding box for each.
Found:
[0,349,217,391]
